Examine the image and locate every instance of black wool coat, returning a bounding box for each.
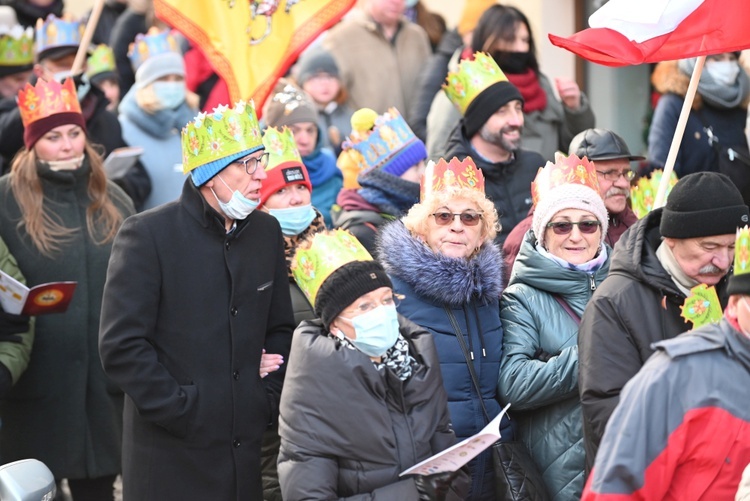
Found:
[99,179,295,500]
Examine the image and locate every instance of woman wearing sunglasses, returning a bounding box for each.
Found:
[497,153,611,500]
[378,157,511,500]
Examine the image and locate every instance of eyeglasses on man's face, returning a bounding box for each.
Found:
[431,211,483,227]
[235,152,270,175]
[596,168,635,182]
[546,220,601,235]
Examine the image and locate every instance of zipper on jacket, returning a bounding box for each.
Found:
[589,274,596,291]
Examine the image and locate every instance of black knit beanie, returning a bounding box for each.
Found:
[462,80,524,139]
[660,172,749,238]
[315,260,393,329]
[727,272,750,296]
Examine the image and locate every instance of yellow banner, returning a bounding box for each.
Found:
[154,0,355,112]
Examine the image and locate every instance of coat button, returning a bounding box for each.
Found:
[225,241,230,250]
[231,306,238,316]
[233,439,241,448]
[233,370,240,380]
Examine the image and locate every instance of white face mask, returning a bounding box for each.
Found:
[210,174,259,220]
[705,60,741,86]
[45,155,84,171]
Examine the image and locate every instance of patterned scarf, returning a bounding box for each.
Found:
[328,331,416,381]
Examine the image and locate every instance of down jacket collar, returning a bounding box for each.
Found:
[378,220,503,306]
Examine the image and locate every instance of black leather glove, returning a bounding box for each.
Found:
[0,309,30,343]
[414,470,460,501]
[533,347,558,363]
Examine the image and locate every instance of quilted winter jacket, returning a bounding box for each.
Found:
[498,230,610,501]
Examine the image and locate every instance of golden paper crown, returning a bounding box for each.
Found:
[17,78,82,128]
[181,100,263,184]
[292,230,373,306]
[128,27,180,70]
[420,157,485,201]
[443,52,510,115]
[533,152,600,198]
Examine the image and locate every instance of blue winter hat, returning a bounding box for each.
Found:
[380,139,427,177]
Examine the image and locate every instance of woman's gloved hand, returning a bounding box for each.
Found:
[0,308,30,344]
[414,470,461,501]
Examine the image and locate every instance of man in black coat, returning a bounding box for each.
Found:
[578,172,749,474]
[441,53,544,246]
[99,100,295,500]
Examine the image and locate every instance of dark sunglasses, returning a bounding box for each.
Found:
[546,220,601,235]
[431,211,483,226]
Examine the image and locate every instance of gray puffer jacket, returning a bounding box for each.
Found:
[498,230,610,501]
[278,316,468,500]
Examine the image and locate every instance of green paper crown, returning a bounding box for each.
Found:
[86,44,116,78]
[0,26,34,67]
[734,226,750,275]
[262,126,302,168]
[629,169,678,219]
[181,100,263,175]
[292,230,373,306]
[680,284,723,330]
[443,52,509,115]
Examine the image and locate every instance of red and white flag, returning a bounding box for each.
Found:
[549,0,750,66]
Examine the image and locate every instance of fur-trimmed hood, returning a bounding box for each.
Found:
[377,220,504,306]
[652,59,750,110]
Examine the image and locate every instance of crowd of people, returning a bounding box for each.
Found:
[0,0,749,500]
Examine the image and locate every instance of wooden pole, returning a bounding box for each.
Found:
[653,55,706,208]
[70,0,106,76]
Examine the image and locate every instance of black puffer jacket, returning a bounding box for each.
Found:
[444,123,544,246]
[278,316,469,500]
[577,207,730,472]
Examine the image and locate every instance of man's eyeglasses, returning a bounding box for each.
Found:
[431,211,483,227]
[546,220,602,235]
[596,168,636,182]
[236,152,270,175]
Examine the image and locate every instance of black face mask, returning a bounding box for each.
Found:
[491,51,531,74]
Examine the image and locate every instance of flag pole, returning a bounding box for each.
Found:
[653,55,706,208]
[70,0,106,76]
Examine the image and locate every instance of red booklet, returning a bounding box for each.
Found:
[0,270,77,316]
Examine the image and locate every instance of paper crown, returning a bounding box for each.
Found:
[128,28,180,71]
[0,25,34,67]
[443,52,510,115]
[35,15,84,57]
[420,157,485,201]
[263,126,303,168]
[344,108,423,176]
[18,78,82,128]
[86,44,116,78]
[734,226,750,276]
[292,229,373,305]
[181,100,263,179]
[337,108,379,189]
[630,169,678,219]
[533,152,600,198]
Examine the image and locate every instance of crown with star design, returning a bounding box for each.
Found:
[0,23,34,68]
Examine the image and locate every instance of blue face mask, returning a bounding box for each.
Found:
[153,81,186,109]
[210,175,259,220]
[339,304,400,357]
[267,204,316,236]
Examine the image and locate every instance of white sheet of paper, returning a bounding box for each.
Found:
[0,269,29,315]
[400,403,511,477]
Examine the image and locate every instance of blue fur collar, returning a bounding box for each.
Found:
[378,221,504,306]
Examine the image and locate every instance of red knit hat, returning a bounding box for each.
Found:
[260,126,313,206]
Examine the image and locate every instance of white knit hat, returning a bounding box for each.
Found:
[532,183,608,248]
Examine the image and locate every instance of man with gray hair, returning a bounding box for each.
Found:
[578,171,750,473]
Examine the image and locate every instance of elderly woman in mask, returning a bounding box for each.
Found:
[278,229,468,500]
[378,157,511,500]
[497,154,611,500]
[647,52,750,181]
[119,29,199,210]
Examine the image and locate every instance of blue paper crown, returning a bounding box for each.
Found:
[35,15,84,56]
[350,108,420,174]
[128,29,180,71]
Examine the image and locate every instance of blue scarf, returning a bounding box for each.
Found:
[118,89,197,139]
[302,144,341,187]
